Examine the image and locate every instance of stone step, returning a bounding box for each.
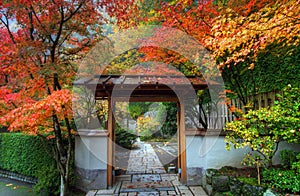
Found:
[120,181,174,192]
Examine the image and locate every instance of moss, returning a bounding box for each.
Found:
[237,177,258,186]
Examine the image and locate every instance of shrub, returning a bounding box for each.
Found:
[0,133,60,194]
[115,126,137,149]
[292,153,300,174]
[280,150,297,169]
[262,168,300,193]
[34,164,60,195]
[280,150,300,174]
[237,177,258,186]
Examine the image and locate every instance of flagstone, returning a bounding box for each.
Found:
[120,181,174,192]
[88,142,208,196]
[132,174,161,182]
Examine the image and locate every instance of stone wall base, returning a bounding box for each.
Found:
[186,167,205,186]
[75,167,107,192]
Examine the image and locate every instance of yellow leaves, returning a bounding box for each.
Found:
[5,183,20,190]
[209,0,300,69]
[248,63,255,70]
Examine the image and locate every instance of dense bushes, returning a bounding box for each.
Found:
[262,168,300,193]
[115,125,137,149]
[0,133,60,194]
[205,164,300,195]
[262,150,300,194]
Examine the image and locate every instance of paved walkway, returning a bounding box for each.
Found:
[126,142,166,174]
[87,142,208,196]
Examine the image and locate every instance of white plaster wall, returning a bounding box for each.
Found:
[186,135,300,169]
[186,136,249,169]
[75,136,107,170]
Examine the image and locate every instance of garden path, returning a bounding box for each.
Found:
[126,142,166,174]
[87,142,208,195]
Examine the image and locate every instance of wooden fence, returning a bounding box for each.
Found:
[187,91,280,130]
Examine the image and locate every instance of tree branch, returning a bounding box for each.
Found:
[0,13,16,44]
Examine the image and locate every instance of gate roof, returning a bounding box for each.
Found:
[74,75,215,102]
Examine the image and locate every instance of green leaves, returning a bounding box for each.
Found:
[115,125,137,149]
[0,133,59,193]
[225,86,300,168]
[262,168,300,193]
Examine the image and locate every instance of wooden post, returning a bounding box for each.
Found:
[177,102,181,180]
[107,97,113,188]
[112,101,116,184]
[179,101,187,184]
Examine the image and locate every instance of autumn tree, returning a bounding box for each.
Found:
[207,0,300,107]
[106,0,299,115]
[0,1,113,195]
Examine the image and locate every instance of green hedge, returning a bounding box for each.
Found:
[0,133,60,195]
[115,126,137,149]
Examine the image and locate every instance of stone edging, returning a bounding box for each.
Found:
[203,168,291,196]
[0,169,37,184]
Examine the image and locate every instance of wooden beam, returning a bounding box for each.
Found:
[102,76,112,84]
[96,96,180,102]
[179,101,187,184]
[128,96,179,102]
[94,84,205,91]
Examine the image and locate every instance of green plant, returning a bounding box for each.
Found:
[115,125,137,149]
[280,150,297,169]
[237,177,258,186]
[242,153,266,185]
[0,133,61,194]
[262,168,300,193]
[34,165,60,195]
[225,86,300,185]
[292,153,300,174]
[159,102,177,137]
[222,191,234,196]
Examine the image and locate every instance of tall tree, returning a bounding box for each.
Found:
[0,1,110,195]
[207,0,300,106]
[107,0,299,113]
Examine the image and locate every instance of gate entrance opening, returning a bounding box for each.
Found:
[74,74,209,188]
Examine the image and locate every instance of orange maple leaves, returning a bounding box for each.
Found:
[0,0,104,136]
[207,0,300,69]
[107,0,299,71]
[0,89,73,135]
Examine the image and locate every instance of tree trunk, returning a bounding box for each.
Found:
[60,175,69,196]
[60,175,64,196]
[52,73,73,196]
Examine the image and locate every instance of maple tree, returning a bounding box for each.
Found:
[0,0,298,192]
[207,0,300,108]
[108,0,299,116]
[0,1,110,194]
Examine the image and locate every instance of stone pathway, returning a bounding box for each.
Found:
[86,142,208,196]
[88,174,208,196]
[126,142,166,174]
